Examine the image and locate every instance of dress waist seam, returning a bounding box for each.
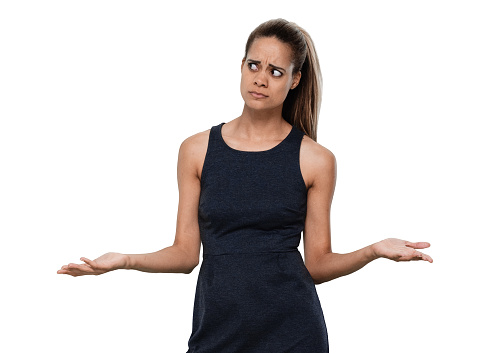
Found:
[203,249,299,257]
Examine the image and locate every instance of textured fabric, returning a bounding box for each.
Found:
[186,122,329,353]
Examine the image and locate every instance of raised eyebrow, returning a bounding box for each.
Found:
[247,59,285,72]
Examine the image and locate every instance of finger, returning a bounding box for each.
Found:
[80,257,97,268]
[423,253,434,263]
[59,266,96,276]
[67,263,95,272]
[407,253,423,261]
[57,269,81,276]
[405,241,431,249]
[57,269,76,275]
[413,251,433,263]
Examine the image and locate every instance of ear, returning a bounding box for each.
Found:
[290,71,301,90]
[241,58,246,71]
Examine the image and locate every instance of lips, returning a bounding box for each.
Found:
[249,91,268,98]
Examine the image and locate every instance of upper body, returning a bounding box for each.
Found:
[174,32,336,280]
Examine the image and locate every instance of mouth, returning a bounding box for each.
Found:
[249,91,268,99]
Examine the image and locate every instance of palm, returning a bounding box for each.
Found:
[373,238,433,263]
[57,252,128,277]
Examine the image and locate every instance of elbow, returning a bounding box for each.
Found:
[173,243,200,274]
[307,266,324,285]
[183,258,200,274]
[306,262,332,285]
[311,273,333,285]
[305,252,335,285]
[310,272,327,285]
[310,267,345,285]
[312,276,323,285]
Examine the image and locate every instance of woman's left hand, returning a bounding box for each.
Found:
[372,238,433,263]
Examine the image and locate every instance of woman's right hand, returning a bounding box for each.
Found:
[57,252,129,277]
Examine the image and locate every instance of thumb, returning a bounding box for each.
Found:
[81,257,97,268]
[405,241,431,249]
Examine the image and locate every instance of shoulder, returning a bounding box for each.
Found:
[299,134,336,190]
[300,134,336,165]
[180,127,211,153]
[178,127,211,178]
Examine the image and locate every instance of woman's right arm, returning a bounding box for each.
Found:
[57,132,207,277]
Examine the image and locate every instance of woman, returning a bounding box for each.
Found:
[58,18,433,352]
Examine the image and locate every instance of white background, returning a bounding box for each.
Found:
[1,1,489,352]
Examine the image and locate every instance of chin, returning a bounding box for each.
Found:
[246,102,281,114]
[244,99,269,108]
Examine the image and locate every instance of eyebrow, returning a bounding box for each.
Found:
[247,59,286,72]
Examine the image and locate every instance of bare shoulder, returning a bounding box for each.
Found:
[178,128,211,180]
[299,134,337,190]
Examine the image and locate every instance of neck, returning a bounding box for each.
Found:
[234,103,289,138]
[240,102,284,121]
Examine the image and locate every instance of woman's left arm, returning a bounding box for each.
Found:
[301,140,433,285]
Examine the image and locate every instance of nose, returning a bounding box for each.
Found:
[254,70,268,87]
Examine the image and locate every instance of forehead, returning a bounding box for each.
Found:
[247,36,293,69]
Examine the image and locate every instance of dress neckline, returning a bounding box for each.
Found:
[218,122,294,154]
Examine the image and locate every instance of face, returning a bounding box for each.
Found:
[240,36,301,112]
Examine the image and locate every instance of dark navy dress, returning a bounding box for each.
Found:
[186,122,329,352]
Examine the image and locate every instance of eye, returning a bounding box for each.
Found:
[271,69,282,77]
[248,63,258,71]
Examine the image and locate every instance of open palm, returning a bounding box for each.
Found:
[372,238,433,263]
[57,252,128,277]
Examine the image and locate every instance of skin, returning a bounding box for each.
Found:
[58,36,432,279]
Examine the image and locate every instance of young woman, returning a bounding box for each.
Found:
[58,18,433,352]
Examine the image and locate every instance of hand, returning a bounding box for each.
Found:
[57,252,129,277]
[372,238,433,263]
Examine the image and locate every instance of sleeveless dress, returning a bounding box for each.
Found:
[186,122,329,353]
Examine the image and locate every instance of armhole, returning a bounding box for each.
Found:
[297,132,308,194]
[199,127,213,186]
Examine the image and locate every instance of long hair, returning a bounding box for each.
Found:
[244,18,322,141]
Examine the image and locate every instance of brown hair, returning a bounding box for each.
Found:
[244,18,322,141]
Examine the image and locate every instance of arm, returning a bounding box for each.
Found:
[123,134,204,274]
[300,139,432,285]
[57,132,206,277]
